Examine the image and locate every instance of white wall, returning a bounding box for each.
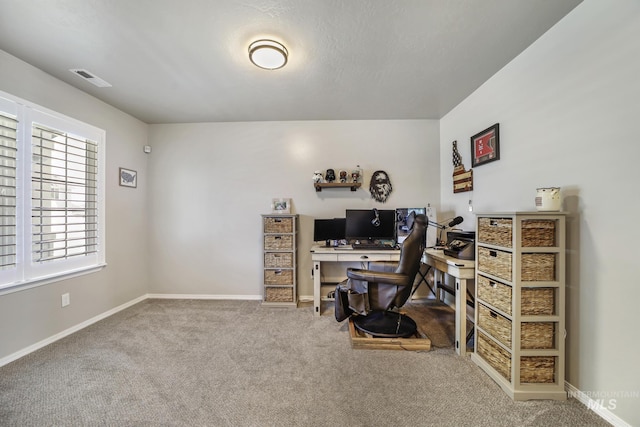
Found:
[0,50,150,360]
[440,1,640,425]
[147,120,440,298]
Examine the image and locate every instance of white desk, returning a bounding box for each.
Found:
[310,245,400,316]
[422,249,475,356]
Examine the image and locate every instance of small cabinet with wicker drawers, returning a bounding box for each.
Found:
[471,212,566,401]
[262,214,298,306]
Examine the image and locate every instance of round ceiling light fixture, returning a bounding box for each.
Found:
[248,39,288,70]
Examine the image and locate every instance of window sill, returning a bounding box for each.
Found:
[0,264,107,296]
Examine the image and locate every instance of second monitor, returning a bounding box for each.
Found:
[345,209,396,243]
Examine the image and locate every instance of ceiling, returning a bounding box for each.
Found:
[0,0,582,124]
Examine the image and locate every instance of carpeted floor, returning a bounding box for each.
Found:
[0,299,609,426]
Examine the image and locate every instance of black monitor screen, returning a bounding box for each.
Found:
[345,209,396,242]
[313,218,345,242]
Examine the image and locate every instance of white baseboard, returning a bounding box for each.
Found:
[565,381,632,427]
[0,294,147,368]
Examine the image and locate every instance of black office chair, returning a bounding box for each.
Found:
[334,214,427,338]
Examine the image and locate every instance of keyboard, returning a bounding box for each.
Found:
[351,243,395,250]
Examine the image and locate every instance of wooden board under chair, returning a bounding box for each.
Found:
[348,318,431,351]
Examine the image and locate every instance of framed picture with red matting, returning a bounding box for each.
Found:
[471,123,500,167]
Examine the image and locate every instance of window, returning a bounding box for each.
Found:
[0,91,105,292]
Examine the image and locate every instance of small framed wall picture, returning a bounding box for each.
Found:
[471,123,500,167]
[271,198,291,214]
[119,167,137,188]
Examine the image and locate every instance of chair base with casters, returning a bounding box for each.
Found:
[352,310,417,338]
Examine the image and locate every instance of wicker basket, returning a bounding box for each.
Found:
[264,252,293,268]
[478,304,512,348]
[478,217,513,247]
[521,253,556,281]
[477,332,511,381]
[521,287,555,315]
[520,356,556,383]
[478,247,512,281]
[264,269,293,285]
[265,287,294,302]
[477,275,512,315]
[521,323,555,349]
[264,235,293,250]
[521,220,556,247]
[263,216,293,233]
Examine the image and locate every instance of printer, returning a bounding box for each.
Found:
[443,231,476,260]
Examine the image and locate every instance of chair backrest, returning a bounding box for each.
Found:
[391,214,427,307]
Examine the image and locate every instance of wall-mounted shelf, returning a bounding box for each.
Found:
[314,182,361,192]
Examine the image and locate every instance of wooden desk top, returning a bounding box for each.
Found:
[423,249,475,279]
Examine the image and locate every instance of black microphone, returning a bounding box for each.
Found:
[447,216,464,227]
[371,208,380,226]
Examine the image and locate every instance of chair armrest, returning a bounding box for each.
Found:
[346,268,408,287]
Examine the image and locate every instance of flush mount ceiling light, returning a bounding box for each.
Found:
[248,39,288,70]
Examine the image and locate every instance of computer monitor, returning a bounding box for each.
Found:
[345,209,396,242]
[313,218,346,243]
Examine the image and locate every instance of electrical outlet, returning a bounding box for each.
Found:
[61,293,70,307]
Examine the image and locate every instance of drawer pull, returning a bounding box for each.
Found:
[490,281,497,288]
[490,311,498,319]
[490,219,498,226]
[274,236,282,240]
[274,218,282,223]
[360,255,369,259]
[489,250,497,257]
[274,270,282,275]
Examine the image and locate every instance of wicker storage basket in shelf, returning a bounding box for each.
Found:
[264,269,293,285]
[478,218,513,247]
[477,332,511,381]
[478,247,512,281]
[521,323,555,349]
[521,219,556,247]
[263,217,293,233]
[478,304,512,348]
[520,356,556,384]
[264,252,293,268]
[264,235,293,250]
[477,275,512,315]
[521,253,556,281]
[521,288,555,315]
[265,287,294,302]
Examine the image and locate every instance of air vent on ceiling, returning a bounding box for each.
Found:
[69,68,112,88]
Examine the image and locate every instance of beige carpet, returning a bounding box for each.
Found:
[0,299,609,426]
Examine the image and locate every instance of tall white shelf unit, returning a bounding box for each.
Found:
[261,214,298,307]
[471,212,566,400]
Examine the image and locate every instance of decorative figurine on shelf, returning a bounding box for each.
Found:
[369,170,392,203]
[312,170,324,183]
[325,168,336,183]
[339,170,348,183]
[351,169,361,184]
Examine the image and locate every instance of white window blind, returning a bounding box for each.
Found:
[31,124,98,263]
[0,112,17,271]
[0,91,105,292]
